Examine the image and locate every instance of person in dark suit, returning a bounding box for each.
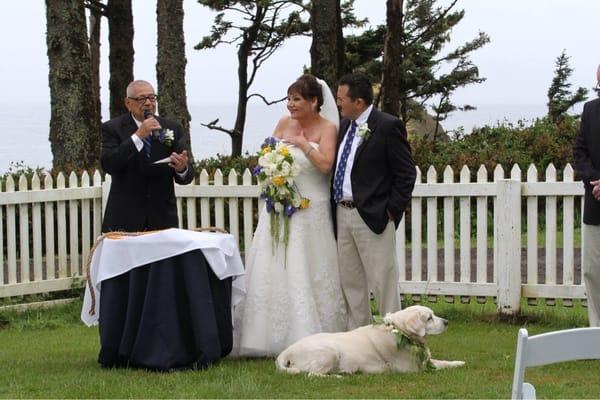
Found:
[101,80,194,233]
[332,73,416,329]
[573,65,600,327]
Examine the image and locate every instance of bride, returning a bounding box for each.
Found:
[232,74,347,357]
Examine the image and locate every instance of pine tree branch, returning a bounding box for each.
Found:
[247,93,287,105]
[200,119,235,138]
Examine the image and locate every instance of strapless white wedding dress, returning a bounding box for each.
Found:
[232,143,347,357]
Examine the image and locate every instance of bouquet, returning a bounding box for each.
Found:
[253,137,310,252]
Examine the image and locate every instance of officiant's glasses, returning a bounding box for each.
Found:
[128,94,158,104]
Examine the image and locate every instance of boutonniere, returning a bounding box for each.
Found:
[157,128,175,147]
[357,123,371,140]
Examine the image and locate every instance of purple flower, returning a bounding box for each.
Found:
[284,204,296,217]
[263,136,278,147]
[253,166,262,176]
[265,199,274,213]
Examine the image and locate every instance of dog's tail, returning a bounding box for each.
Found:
[275,351,301,374]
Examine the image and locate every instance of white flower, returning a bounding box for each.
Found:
[280,161,291,176]
[164,129,174,141]
[357,123,371,140]
[274,202,284,213]
[383,313,393,326]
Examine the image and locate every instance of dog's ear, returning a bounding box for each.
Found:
[396,312,426,338]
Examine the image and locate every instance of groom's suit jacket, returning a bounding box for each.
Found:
[100,113,195,233]
[574,97,600,225]
[331,107,416,234]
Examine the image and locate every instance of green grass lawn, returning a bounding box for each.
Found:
[0,299,599,398]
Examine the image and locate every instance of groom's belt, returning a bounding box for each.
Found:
[338,200,356,209]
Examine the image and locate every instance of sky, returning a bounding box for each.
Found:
[0,0,599,148]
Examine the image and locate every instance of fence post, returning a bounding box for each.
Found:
[496,178,521,315]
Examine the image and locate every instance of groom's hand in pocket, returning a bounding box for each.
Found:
[387,209,395,222]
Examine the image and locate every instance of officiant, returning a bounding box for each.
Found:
[94,80,237,371]
[100,79,194,233]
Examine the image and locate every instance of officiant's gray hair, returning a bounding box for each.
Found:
[126,80,155,97]
[288,74,323,112]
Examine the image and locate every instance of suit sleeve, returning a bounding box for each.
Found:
[100,121,138,174]
[172,124,195,185]
[573,102,600,184]
[386,119,416,221]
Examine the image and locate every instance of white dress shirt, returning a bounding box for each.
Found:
[334,105,373,202]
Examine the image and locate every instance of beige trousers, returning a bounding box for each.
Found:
[583,223,600,327]
[336,206,401,329]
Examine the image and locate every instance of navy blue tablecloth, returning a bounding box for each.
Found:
[97,249,232,371]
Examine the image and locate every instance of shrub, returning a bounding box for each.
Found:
[410,116,580,180]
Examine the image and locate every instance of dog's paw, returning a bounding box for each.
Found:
[430,359,465,369]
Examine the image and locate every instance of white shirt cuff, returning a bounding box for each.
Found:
[131,134,143,151]
[176,166,188,178]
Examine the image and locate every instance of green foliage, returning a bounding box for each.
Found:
[345,0,489,124]
[547,50,588,123]
[193,153,257,177]
[0,161,48,187]
[410,116,580,177]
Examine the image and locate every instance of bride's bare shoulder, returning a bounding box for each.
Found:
[273,116,297,137]
[319,116,337,133]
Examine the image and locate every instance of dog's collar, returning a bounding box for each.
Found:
[378,315,435,372]
[381,320,421,350]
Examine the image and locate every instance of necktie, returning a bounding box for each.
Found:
[333,120,357,203]
[142,136,152,158]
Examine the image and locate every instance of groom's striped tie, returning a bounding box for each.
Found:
[142,136,152,158]
[333,120,357,203]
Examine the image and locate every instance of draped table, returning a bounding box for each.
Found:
[81,228,246,371]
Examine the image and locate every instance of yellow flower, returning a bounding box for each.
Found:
[300,198,310,209]
[272,175,285,186]
[261,146,272,155]
[278,146,290,156]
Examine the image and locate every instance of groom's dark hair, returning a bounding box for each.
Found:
[288,74,323,112]
[338,73,373,105]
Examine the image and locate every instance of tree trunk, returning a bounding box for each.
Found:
[156,0,193,160]
[310,0,343,90]
[89,9,102,133]
[107,0,134,118]
[232,40,250,157]
[46,0,100,171]
[380,0,404,118]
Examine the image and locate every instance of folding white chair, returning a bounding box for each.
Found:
[511,327,600,399]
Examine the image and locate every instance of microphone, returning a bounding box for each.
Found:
[143,110,160,137]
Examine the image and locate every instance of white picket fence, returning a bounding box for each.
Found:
[0,163,586,314]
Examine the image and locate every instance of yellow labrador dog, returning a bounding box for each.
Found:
[276,305,464,376]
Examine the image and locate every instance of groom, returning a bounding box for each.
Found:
[332,73,416,329]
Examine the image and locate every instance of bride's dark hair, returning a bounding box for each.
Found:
[287,74,323,112]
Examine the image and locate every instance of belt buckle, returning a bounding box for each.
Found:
[340,200,355,209]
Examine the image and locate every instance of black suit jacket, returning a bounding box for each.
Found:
[331,107,417,234]
[574,98,600,225]
[100,113,195,232]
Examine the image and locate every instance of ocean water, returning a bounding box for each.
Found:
[0,101,553,174]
